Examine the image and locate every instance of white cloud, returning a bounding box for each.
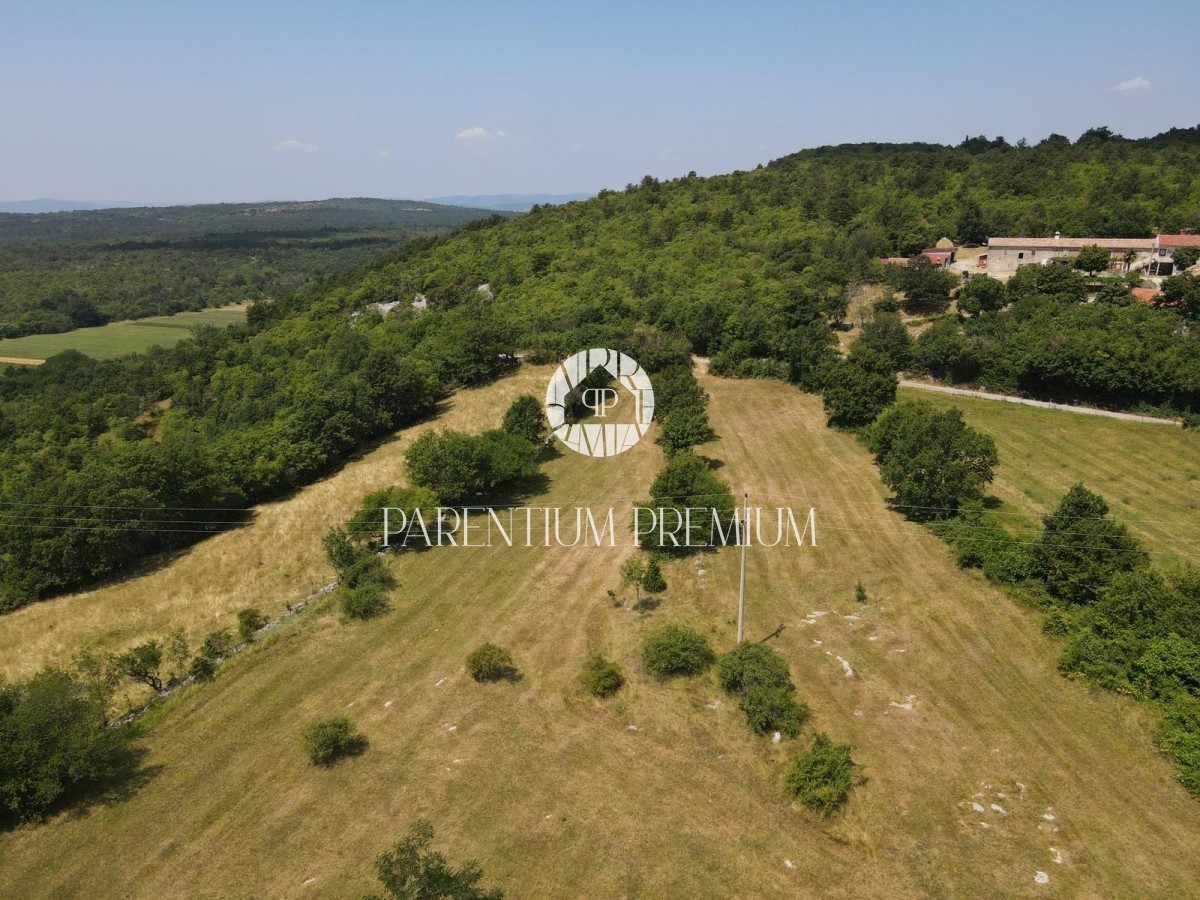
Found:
[570,142,584,153]
[376,149,392,159]
[272,139,320,154]
[455,126,508,142]
[658,147,679,162]
[1110,76,1151,95]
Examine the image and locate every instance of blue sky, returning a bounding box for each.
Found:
[2,0,1197,204]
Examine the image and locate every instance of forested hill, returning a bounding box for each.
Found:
[0,199,503,337]
[0,197,495,243]
[2,127,1199,608]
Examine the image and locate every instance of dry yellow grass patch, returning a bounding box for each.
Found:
[0,367,552,680]
[2,370,1198,897]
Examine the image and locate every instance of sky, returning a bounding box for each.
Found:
[1,0,1198,205]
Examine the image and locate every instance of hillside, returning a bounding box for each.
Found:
[3,370,1199,897]
[0,198,500,337]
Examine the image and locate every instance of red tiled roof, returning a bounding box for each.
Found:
[1131,287,1161,304]
[1159,234,1200,248]
[987,237,1156,250]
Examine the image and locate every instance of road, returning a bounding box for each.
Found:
[898,379,1182,426]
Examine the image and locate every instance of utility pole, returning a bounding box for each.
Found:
[736,491,748,644]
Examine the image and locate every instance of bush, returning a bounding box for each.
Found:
[237,607,267,642]
[189,654,217,682]
[785,732,863,816]
[821,349,897,429]
[581,654,625,698]
[367,820,503,900]
[740,685,809,737]
[466,644,518,682]
[301,716,367,766]
[110,640,165,692]
[642,624,715,678]
[854,582,868,604]
[716,643,792,694]
[199,629,233,661]
[642,558,667,593]
[501,394,547,445]
[0,668,134,824]
[341,584,390,620]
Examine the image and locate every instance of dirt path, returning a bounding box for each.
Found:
[899,379,1182,426]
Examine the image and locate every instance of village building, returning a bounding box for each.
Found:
[986,233,1200,276]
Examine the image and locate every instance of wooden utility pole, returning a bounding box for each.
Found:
[736,491,748,644]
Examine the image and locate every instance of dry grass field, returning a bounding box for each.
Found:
[1,369,1199,897]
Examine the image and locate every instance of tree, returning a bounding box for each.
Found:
[1172,246,1200,271]
[501,394,546,445]
[1006,258,1088,300]
[1033,484,1148,604]
[1161,272,1200,318]
[1074,244,1112,275]
[869,400,998,519]
[367,820,503,900]
[637,451,735,554]
[405,431,487,505]
[619,556,647,603]
[110,641,165,692]
[859,313,911,369]
[642,557,667,593]
[821,349,898,429]
[897,256,957,314]
[581,655,625,698]
[347,486,439,546]
[465,644,518,682]
[955,276,1006,316]
[657,406,715,453]
[1094,279,1135,306]
[955,198,989,245]
[0,668,133,823]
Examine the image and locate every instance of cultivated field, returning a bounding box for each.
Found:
[2,369,1199,897]
[0,303,248,363]
[898,386,1200,568]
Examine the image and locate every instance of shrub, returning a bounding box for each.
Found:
[346,485,439,546]
[189,654,217,682]
[501,394,548,445]
[301,716,367,766]
[581,655,625,698]
[716,643,792,694]
[854,582,868,604]
[341,584,390,620]
[785,732,863,815]
[466,644,518,682]
[110,640,165,692]
[821,349,897,429]
[199,629,233,661]
[740,684,809,738]
[642,625,715,678]
[237,607,268,642]
[367,820,503,900]
[642,558,667,593]
[0,669,133,823]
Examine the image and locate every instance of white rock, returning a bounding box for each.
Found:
[772,731,782,744]
[1035,871,1049,885]
[971,802,986,813]
[784,859,795,869]
[384,700,394,708]
[836,656,854,677]
[990,804,1007,815]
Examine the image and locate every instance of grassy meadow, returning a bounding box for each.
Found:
[0,303,248,363]
[1,368,1199,897]
[898,386,1200,568]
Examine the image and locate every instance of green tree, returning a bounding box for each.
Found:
[619,556,647,603]
[1073,244,1111,275]
[347,486,439,546]
[897,256,957,314]
[869,400,998,519]
[821,348,898,429]
[955,276,1007,316]
[301,716,367,766]
[0,668,133,823]
[110,640,165,692]
[404,431,486,505]
[785,732,864,816]
[367,820,503,900]
[1161,272,1200,318]
[859,313,911,369]
[465,644,518,682]
[1033,484,1148,604]
[237,607,268,642]
[637,451,735,554]
[1172,246,1200,271]
[642,557,667,593]
[642,624,715,677]
[501,394,547,445]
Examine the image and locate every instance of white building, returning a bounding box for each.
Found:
[985,233,1157,275]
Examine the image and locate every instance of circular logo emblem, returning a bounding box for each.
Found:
[545,348,655,457]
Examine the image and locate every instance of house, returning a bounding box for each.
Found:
[879,256,910,268]
[920,247,956,268]
[985,233,1157,275]
[1152,234,1200,276]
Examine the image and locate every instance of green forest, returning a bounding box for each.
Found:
[0,199,500,336]
[2,127,1200,611]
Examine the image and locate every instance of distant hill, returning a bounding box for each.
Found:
[424,193,593,212]
[0,199,141,214]
[0,197,502,243]
[0,197,502,337]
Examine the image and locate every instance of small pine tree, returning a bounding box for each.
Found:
[237,607,267,642]
[642,558,667,593]
[854,582,867,604]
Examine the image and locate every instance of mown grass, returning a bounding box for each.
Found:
[898,386,1200,568]
[1,371,1199,897]
[0,303,249,362]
